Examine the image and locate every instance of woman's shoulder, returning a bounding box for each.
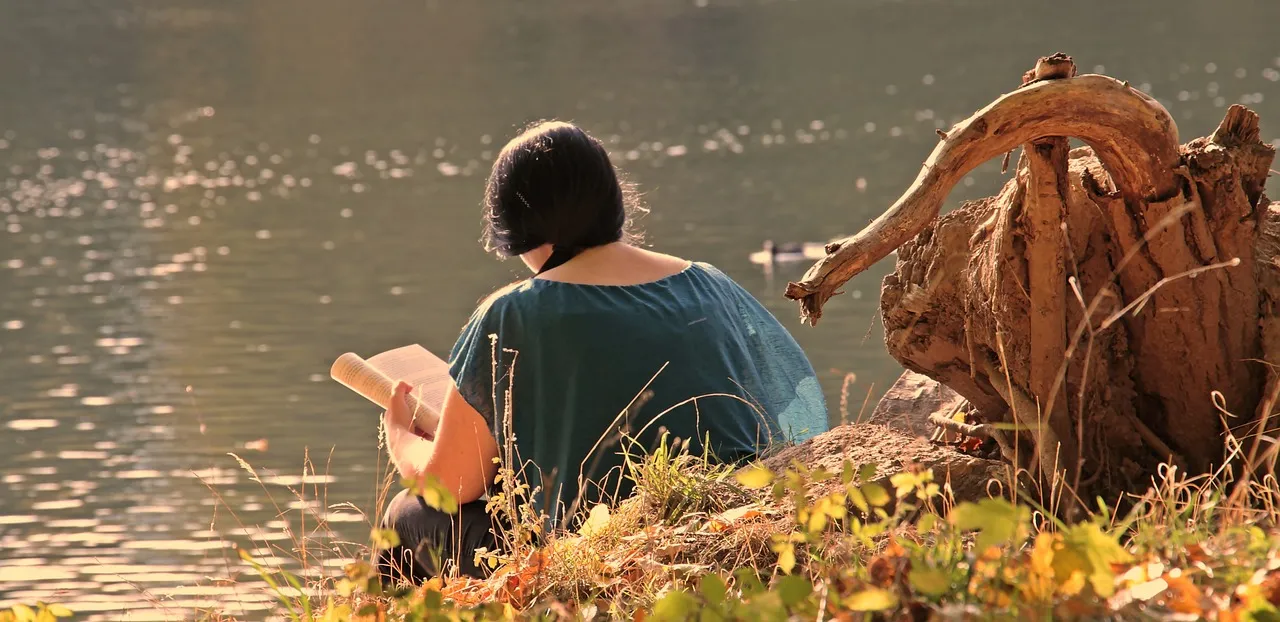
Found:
[464,279,537,326]
[681,261,749,292]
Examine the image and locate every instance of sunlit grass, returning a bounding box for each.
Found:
[10,410,1280,621]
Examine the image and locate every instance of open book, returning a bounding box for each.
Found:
[330,344,450,439]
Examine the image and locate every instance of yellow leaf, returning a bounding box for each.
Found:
[774,541,796,574]
[847,486,869,513]
[44,607,71,620]
[861,483,890,508]
[370,527,400,550]
[405,474,460,514]
[845,588,897,611]
[1059,520,1131,598]
[735,465,774,489]
[890,472,918,499]
[806,510,828,533]
[578,503,611,537]
[11,606,34,622]
[1059,570,1087,597]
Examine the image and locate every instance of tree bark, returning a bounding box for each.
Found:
[787,55,1280,500]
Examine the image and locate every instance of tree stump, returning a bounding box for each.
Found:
[785,54,1280,503]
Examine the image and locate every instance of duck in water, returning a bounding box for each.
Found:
[748,239,830,266]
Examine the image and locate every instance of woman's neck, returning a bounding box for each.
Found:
[532,243,691,286]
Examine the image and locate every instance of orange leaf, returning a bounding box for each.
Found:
[883,536,906,559]
[1163,574,1204,615]
[715,505,763,523]
[868,555,903,587]
[1260,569,1280,606]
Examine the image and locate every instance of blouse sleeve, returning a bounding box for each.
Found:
[447,298,514,431]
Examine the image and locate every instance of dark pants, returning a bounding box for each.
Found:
[376,488,504,584]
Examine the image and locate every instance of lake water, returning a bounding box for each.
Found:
[4,0,1280,617]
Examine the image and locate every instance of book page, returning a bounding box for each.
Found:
[330,344,449,433]
[366,344,451,418]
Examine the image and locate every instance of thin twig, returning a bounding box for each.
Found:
[928,413,1000,439]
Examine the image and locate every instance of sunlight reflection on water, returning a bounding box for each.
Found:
[4,0,1280,618]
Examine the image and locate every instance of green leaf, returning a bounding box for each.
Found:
[845,588,897,612]
[841,461,855,485]
[951,499,1029,552]
[733,568,765,596]
[370,527,400,550]
[422,587,444,610]
[734,465,775,489]
[652,590,698,621]
[861,483,891,508]
[917,513,938,533]
[909,567,950,597]
[858,463,877,483]
[775,574,812,608]
[699,573,728,606]
[1060,520,1132,598]
[355,603,380,617]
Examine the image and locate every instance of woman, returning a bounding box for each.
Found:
[377,121,827,584]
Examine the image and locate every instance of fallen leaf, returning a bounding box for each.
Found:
[654,542,685,560]
[712,504,763,524]
[1260,569,1280,606]
[1131,577,1168,601]
[868,555,896,587]
[579,503,611,538]
[1163,574,1204,616]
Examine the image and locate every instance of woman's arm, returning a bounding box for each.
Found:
[382,380,501,504]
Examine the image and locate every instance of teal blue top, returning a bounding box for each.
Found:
[448,262,826,526]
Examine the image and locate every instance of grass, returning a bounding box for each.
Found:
[6,424,1280,622]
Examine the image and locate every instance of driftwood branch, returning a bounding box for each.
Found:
[785,69,1181,324]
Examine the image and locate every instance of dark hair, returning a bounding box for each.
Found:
[482,121,643,274]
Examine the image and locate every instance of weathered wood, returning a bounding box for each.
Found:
[785,64,1182,325]
[793,54,1280,501]
[1022,137,1074,485]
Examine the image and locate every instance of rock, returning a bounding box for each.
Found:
[866,370,967,442]
[760,422,1006,506]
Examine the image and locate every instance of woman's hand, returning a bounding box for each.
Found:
[380,379,501,505]
[382,381,433,440]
